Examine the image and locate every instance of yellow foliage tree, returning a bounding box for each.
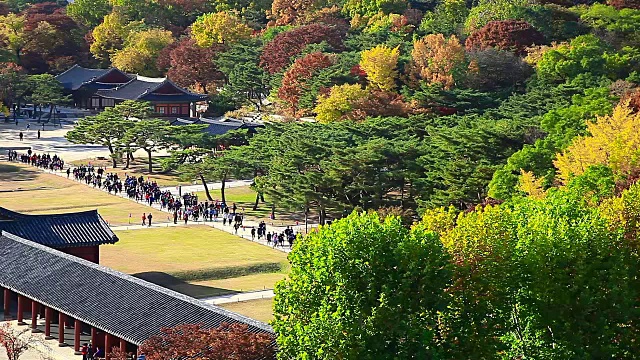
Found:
[90,12,141,63]
[359,45,399,91]
[111,28,174,76]
[0,14,26,62]
[191,12,252,47]
[314,84,369,122]
[410,34,466,90]
[518,170,546,199]
[554,102,640,184]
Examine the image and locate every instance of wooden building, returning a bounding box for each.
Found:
[0,233,275,359]
[56,65,208,117]
[0,207,118,263]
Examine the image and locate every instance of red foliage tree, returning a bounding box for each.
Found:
[607,0,640,9]
[348,90,413,121]
[20,3,90,73]
[260,23,345,74]
[277,52,333,117]
[465,20,545,56]
[138,323,275,360]
[157,37,224,94]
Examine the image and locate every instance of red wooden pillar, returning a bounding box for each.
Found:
[31,301,40,332]
[91,327,98,348]
[44,307,53,339]
[105,333,113,360]
[3,289,10,320]
[16,295,25,325]
[58,313,66,346]
[119,338,127,354]
[74,319,82,354]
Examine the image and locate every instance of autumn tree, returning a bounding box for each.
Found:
[607,0,640,9]
[359,45,399,91]
[139,323,275,360]
[278,52,333,117]
[190,11,252,47]
[259,23,345,74]
[555,102,640,183]
[158,37,224,94]
[0,323,48,360]
[465,20,545,55]
[410,34,466,90]
[112,28,174,77]
[269,0,332,25]
[90,11,142,64]
[314,83,368,122]
[349,89,412,120]
[0,14,26,63]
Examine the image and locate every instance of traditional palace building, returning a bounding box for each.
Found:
[0,207,274,359]
[56,65,208,117]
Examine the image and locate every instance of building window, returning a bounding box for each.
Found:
[171,106,180,114]
[156,106,166,114]
[102,98,115,107]
[91,97,100,108]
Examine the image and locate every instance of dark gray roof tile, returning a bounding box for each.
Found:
[0,233,275,346]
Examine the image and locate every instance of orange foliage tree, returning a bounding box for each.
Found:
[277,52,333,117]
[410,34,466,90]
[138,323,275,360]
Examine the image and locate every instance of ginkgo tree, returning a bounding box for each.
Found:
[359,44,399,91]
[554,101,640,183]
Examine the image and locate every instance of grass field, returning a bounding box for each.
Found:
[103,226,289,298]
[220,298,275,323]
[0,162,166,225]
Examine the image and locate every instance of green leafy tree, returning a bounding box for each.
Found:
[0,14,26,63]
[123,119,172,173]
[28,74,69,122]
[66,0,112,27]
[419,0,468,36]
[112,28,174,77]
[273,211,451,359]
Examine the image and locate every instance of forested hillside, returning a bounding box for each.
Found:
[1,0,640,215]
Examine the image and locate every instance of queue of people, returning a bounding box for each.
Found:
[7,150,302,248]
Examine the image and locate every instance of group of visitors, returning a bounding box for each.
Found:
[8,149,65,171]
[264,226,297,249]
[80,342,137,360]
[7,150,303,247]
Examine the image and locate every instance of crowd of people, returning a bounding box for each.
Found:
[6,149,301,248]
[8,149,65,170]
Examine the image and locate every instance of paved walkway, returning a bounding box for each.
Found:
[200,290,275,305]
[0,320,76,360]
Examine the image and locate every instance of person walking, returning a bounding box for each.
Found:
[37,129,40,139]
[66,168,70,178]
[251,227,256,240]
[173,211,178,224]
[141,213,146,226]
[147,213,153,227]
[81,343,89,360]
[19,132,23,141]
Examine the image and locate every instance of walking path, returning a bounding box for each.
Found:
[158,179,254,193]
[41,167,302,253]
[200,289,275,305]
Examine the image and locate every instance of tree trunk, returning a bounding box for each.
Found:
[253,193,260,211]
[260,193,265,202]
[124,149,131,169]
[108,143,117,168]
[48,104,54,122]
[147,149,153,174]
[319,206,326,226]
[201,174,213,201]
[221,177,226,205]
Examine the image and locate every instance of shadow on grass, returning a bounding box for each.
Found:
[0,163,38,182]
[134,271,238,299]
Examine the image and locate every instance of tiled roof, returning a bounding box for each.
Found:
[0,208,118,248]
[173,117,264,136]
[0,233,275,346]
[56,65,130,91]
[96,77,208,102]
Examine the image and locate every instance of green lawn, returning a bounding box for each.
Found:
[220,298,275,324]
[167,273,287,298]
[0,162,167,226]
